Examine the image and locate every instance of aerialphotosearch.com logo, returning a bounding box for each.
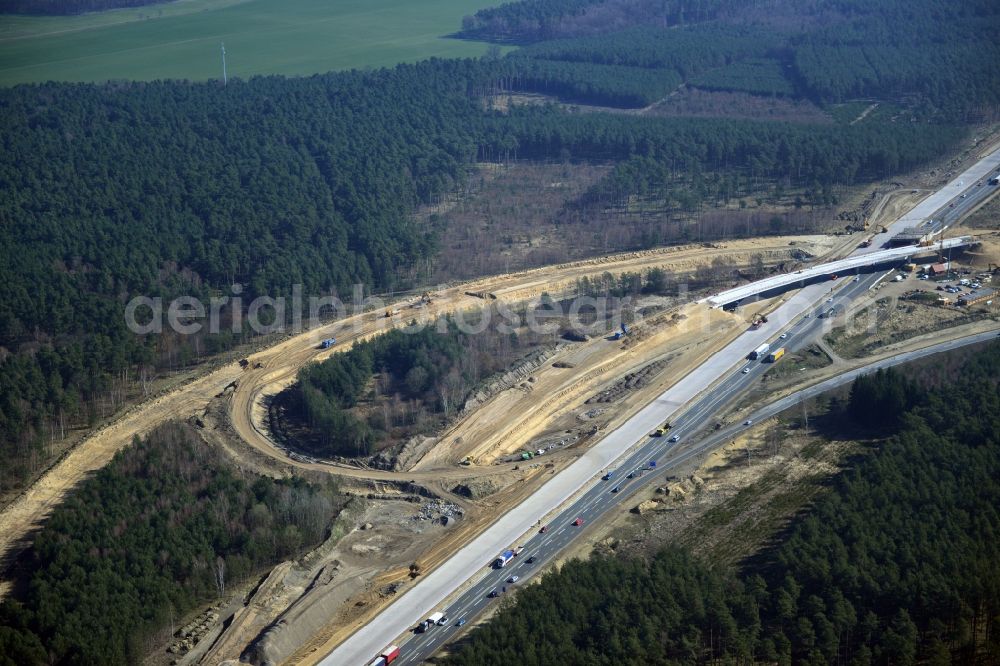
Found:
[125,283,652,339]
[125,282,878,341]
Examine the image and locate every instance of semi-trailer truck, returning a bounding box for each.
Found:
[367,645,400,666]
[748,343,769,360]
[495,550,515,568]
[766,348,785,362]
[319,338,336,349]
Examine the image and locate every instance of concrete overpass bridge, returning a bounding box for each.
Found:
[704,236,977,309]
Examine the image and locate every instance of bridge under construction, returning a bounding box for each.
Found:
[703,236,977,309]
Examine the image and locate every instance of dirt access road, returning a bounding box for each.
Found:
[228,236,832,481]
[0,235,831,590]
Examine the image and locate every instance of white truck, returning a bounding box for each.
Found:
[494,549,515,568]
[748,343,769,360]
[417,612,445,632]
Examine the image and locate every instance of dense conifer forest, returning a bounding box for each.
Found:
[280,311,544,458]
[0,422,344,665]
[465,0,1000,114]
[445,345,1000,665]
[0,62,484,491]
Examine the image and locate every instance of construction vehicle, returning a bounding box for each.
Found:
[653,422,672,436]
[748,343,770,360]
[612,323,630,340]
[750,314,768,329]
[319,337,336,349]
[766,348,785,362]
[384,308,400,318]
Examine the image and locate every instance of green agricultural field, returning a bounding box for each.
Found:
[0,0,504,86]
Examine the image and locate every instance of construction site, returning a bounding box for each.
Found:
[1,135,999,666]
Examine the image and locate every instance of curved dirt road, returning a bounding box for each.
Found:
[0,237,822,575]
[227,238,822,479]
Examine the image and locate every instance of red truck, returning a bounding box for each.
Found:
[367,645,400,666]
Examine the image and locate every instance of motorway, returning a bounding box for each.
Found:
[895,155,1000,229]
[393,323,1000,665]
[324,146,1000,666]
[390,261,890,665]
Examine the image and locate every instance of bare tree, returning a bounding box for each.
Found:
[215,556,226,598]
[767,423,782,458]
[438,381,451,419]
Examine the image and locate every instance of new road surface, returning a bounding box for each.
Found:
[324,146,1000,666]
